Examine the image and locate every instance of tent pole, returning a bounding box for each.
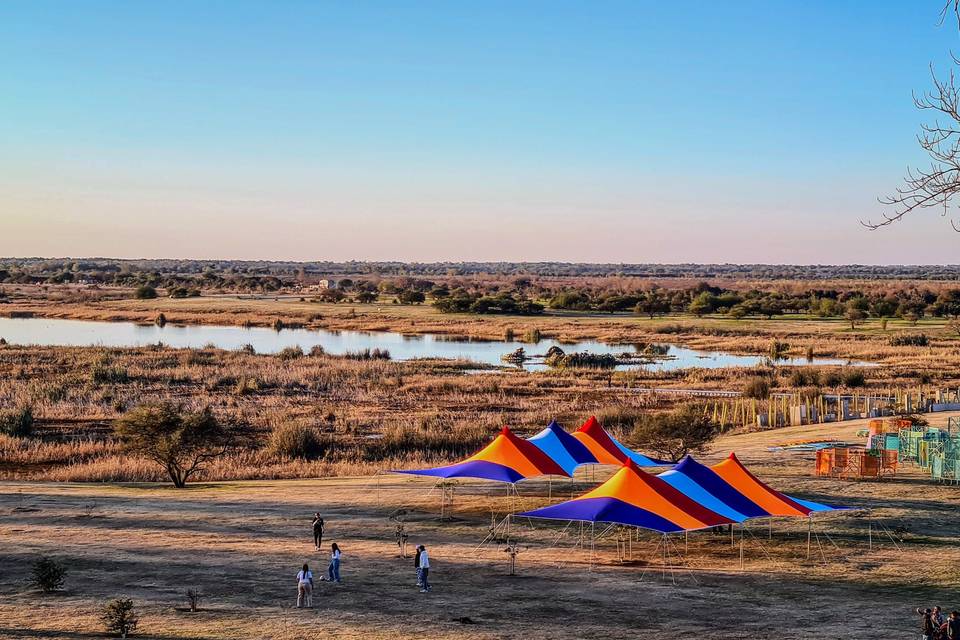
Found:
[729,523,734,548]
[376,471,381,507]
[548,476,552,500]
[806,517,812,560]
[684,530,688,554]
[768,518,772,540]
[739,525,745,570]
[590,522,596,571]
[868,522,872,551]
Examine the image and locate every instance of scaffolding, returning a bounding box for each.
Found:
[897,422,960,485]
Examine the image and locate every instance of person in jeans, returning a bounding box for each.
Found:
[312,514,324,551]
[418,545,431,593]
[296,563,313,608]
[414,545,423,587]
[328,543,342,583]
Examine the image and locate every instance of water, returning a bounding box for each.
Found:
[0,317,872,371]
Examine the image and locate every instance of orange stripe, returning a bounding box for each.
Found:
[584,466,710,530]
[711,458,807,517]
[465,429,542,477]
[572,432,622,464]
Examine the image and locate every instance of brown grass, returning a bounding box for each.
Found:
[1,413,958,639]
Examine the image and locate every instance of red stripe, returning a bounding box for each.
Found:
[576,416,628,463]
[726,453,811,515]
[502,426,570,477]
[639,468,730,527]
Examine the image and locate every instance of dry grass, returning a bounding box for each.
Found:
[1,414,958,639]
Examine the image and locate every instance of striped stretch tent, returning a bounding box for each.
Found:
[520,454,844,533]
[710,453,838,516]
[570,416,671,468]
[520,460,732,533]
[527,420,604,476]
[395,426,569,483]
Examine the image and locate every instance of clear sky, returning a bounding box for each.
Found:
[2,1,959,263]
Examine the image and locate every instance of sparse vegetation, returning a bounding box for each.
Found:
[102,598,138,638]
[31,556,66,593]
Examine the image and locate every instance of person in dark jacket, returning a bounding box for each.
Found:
[919,607,935,640]
[945,611,960,640]
[312,514,324,550]
[414,545,423,587]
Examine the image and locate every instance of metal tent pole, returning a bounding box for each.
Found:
[806,517,812,560]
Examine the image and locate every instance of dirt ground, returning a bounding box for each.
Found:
[2,414,959,639]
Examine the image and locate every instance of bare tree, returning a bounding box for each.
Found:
[866,2,960,231]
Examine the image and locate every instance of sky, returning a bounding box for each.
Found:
[2,0,960,264]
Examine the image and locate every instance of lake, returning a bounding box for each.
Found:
[0,317,872,371]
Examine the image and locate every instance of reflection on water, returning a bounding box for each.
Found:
[0,317,873,372]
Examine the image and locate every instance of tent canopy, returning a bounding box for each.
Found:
[395,426,569,483]
[519,460,732,533]
[571,416,671,468]
[521,453,846,532]
[710,453,838,516]
[527,420,598,476]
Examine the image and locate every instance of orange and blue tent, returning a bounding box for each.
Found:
[570,416,670,468]
[396,426,569,483]
[710,453,839,516]
[519,460,733,533]
[526,420,600,476]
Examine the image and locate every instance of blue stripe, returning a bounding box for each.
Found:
[395,460,524,483]
[521,496,689,533]
[672,457,768,518]
[658,471,749,522]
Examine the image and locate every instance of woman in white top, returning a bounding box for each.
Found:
[296,563,313,608]
[327,543,342,583]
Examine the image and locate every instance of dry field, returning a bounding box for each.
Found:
[1,413,959,639]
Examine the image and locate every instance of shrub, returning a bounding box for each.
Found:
[238,344,256,355]
[768,340,789,360]
[742,376,771,400]
[308,345,326,357]
[546,351,618,369]
[627,404,721,462]
[31,556,66,592]
[268,423,328,460]
[169,287,189,299]
[0,406,34,438]
[821,370,842,387]
[343,348,390,361]
[102,598,139,638]
[134,285,157,299]
[115,403,240,488]
[277,346,304,360]
[889,333,929,347]
[842,369,867,388]
[91,364,130,384]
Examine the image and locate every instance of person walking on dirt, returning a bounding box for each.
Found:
[312,514,324,550]
[327,543,342,583]
[414,545,423,587]
[296,563,314,608]
[417,545,431,593]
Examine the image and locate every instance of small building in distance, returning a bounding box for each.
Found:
[304,279,338,293]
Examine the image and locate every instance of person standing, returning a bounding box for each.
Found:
[946,611,960,640]
[919,607,935,640]
[296,563,313,608]
[328,543,342,583]
[418,545,431,593]
[414,545,423,587]
[312,514,325,551]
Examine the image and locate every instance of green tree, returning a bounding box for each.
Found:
[626,404,722,462]
[134,285,157,299]
[114,403,240,488]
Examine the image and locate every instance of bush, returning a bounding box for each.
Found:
[277,346,304,360]
[268,423,329,460]
[742,376,771,400]
[134,285,157,299]
[627,404,722,462]
[0,406,34,438]
[889,333,929,347]
[308,345,326,357]
[32,556,66,592]
[343,348,390,361]
[102,598,139,638]
[842,369,867,388]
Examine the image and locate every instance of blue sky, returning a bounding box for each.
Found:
[2,1,959,263]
